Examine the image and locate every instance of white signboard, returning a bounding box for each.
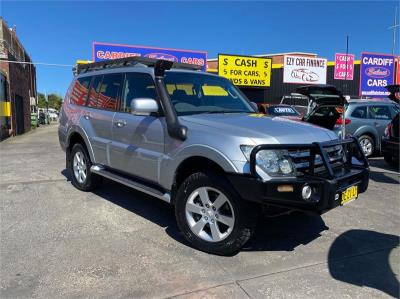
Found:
[284,55,327,84]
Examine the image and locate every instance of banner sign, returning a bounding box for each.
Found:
[93,42,207,71]
[360,52,395,97]
[396,57,400,84]
[334,53,354,80]
[283,55,327,84]
[218,54,272,87]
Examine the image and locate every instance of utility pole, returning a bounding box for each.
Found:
[341,35,349,140]
[388,6,399,55]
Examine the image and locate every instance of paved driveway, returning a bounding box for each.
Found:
[1,125,399,298]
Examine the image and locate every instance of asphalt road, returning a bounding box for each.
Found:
[1,124,399,298]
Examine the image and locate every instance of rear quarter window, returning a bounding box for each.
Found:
[70,76,91,106]
[350,106,367,119]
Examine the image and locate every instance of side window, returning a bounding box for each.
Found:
[97,73,124,111]
[121,73,157,113]
[87,76,103,108]
[392,104,400,115]
[350,106,367,119]
[70,76,91,106]
[368,105,391,120]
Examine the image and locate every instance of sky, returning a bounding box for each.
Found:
[1,0,399,96]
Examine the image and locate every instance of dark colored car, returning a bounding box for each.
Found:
[382,112,399,167]
[296,85,345,130]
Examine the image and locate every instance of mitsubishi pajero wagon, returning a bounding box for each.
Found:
[59,57,369,255]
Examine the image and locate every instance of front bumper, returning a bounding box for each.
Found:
[227,137,370,214]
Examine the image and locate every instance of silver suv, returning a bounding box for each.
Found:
[59,57,369,255]
[333,99,400,157]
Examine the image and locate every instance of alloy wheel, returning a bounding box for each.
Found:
[185,187,235,242]
[359,138,373,156]
[73,151,87,184]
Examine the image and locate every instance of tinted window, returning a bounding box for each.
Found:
[368,105,391,120]
[351,106,367,119]
[87,76,103,108]
[121,73,157,113]
[97,73,123,111]
[70,76,91,106]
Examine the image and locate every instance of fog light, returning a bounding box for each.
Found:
[302,184,312,200]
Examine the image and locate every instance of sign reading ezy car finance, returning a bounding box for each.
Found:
[334,53,355,80]
[93,42,208,71]
[218,54,272,87]
[360,52,395,97]
[283,55,327,84]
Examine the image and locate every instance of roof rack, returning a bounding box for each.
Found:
[74,56,202,75]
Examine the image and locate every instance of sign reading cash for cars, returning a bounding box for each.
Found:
[218,54,272,87]
[284,55,327,84]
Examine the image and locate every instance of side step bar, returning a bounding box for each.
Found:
[90,165,171,203]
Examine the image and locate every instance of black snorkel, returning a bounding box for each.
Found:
[154,60,188,141]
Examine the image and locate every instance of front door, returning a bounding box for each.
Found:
[110,72,165,184]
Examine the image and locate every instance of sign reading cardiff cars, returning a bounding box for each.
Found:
[283,55,327,84]
[360,52,395,97]
[93,42,207,71]
[334,53,354,80]
[218,54,272,87]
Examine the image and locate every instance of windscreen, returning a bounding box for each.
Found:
[164,72,255,116]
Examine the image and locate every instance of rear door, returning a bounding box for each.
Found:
[84,73,123,165]
[109,72,165,183]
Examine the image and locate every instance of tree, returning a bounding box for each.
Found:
[37,92,63,110]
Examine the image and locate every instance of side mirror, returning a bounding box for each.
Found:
[130,98,159,115]
[250,102,259,112]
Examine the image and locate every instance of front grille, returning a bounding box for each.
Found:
[289,144,346,175]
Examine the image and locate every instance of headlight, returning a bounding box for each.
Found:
[240,145,296,177]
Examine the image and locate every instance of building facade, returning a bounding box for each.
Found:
[207,52,362,104]
[0,18,37,139]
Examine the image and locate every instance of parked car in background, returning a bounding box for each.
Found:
[333,99,400,157]
[259,104,302,121]
[48,108,59,122]
[280,94,309,116]
[296,85,345,131]
[381,112,399,167]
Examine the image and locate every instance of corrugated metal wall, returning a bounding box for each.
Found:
[240,64,361,104]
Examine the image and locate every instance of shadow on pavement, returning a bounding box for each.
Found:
[369,170,399,185]
[61,169,328,255]
[328,230,399,298]
[368,157,400,173]
[243,211,328,252]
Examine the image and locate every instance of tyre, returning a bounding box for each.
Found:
[175,172,257,255]
[358,135,374,157]
[69,143,102,191]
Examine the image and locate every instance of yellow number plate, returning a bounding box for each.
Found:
[341,185,358,205]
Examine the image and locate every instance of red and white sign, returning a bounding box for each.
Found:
[396,57,400,84]
[334,53,354,80]
[283,55,327,84]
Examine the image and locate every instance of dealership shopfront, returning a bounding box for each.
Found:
[208,52,399,104]
[88,43,399,105]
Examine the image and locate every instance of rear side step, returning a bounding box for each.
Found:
[90,165,171,203]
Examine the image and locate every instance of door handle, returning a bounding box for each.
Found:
[114,119,127,128]
[83,113,90,120]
